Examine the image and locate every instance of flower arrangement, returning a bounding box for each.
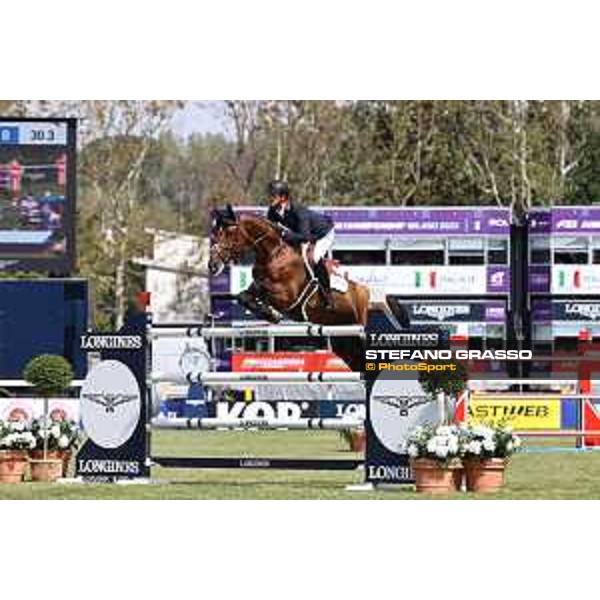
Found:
[0,419,36,451]
[31,417,80,452]
[460,423,521,459]
[404,424,462,463]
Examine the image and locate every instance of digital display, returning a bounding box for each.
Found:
[0,118,75,273]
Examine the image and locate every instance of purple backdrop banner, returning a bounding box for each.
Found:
[530,208,600,234]
[325,208,510,235]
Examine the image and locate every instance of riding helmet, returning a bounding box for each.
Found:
[267,180,290,199]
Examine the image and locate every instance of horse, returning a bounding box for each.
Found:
[208,205,370,371]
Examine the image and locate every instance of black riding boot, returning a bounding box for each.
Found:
[315,260,333,310]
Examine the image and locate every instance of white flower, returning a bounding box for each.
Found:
[50,424,61,438]
[513,436,522,448]
[58,435,70,449]
[407,444,419,458]
[448,438,459,454]
[468,441,482,455]
[436,445,449,458]
[482,439,496,452]
[427,439,438,454]
[506,442,513,452]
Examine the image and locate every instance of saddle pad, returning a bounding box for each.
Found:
[331,273,349,293]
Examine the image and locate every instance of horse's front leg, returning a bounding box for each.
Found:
[237,284,283,324]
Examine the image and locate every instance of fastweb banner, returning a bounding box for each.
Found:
[468,395,561,430]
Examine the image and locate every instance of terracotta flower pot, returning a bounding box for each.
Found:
[0,450,28,484]
[410,458,462,495]
[348,431,366,453]
[464,458,507,493]
[29,450,65,483]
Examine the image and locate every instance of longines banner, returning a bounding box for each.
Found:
[404,300,506,323]
[364,317,450,485]
[75,314,149,481]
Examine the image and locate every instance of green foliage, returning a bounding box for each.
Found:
[418,361,469,399]
[16,100,600,328]
[23,355,74,398]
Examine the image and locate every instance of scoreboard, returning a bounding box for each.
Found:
[0,117,76,274]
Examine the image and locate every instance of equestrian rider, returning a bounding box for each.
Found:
[266,180,335,309]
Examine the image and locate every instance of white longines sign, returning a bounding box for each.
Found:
[80,360,141,449]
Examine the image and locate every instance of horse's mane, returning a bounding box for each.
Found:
[239,212,281,236]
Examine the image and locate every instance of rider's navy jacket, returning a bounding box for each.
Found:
[267,201,333,244]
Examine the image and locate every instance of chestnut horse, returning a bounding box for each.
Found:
[209,206,370,371]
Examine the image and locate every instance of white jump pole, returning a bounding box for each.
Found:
[0,380,85,388]
[151,324,365,339]
[151,371,364,385]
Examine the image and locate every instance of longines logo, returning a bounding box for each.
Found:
[369,332,440,347]
[80,360,141,449]
[412,304,470,321]
[565,303,600,320]
[80,335,143,350]
[373,394,432,417]
[81,392,138,413]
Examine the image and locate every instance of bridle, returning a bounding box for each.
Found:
[212,218,283,265]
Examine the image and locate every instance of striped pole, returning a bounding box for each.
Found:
[151,323,365,339]
[151,371,364,385]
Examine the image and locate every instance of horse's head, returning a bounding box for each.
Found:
[209,204,243,276]
[209,205,281,276]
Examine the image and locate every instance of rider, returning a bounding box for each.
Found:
[266,180,335,309]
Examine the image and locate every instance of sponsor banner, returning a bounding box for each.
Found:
[232,352,350,372]
[364,318,451,485]
[487,266,510,293]
[229,265,509,296]
[324,208,511,235]
[553,301,600,322]
[468,395,561,429]
[403,300,506,323]
[553,266,600,294]
[0,398,79,422]
[76,317,149,480]
[529,266,551,293]
[341,265,488,295]
[528,210,552,234]
[211,399,365,422]
[236,206,510,235]
[530,208,600,234]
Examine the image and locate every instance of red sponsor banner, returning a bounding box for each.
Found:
[232,351,350,372]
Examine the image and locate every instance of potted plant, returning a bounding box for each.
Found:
[30,417,80,480]
[0,419,36,484]
[339,428,366,452]
[23,354,74,482]
[459,423,521,493]
[418,359,469,422]
[404,424,463,494]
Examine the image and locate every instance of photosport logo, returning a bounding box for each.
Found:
[80,360,141,449]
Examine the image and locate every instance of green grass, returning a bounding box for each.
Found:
[1,430,600,499]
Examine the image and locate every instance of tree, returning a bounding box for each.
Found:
[78,101,183,326]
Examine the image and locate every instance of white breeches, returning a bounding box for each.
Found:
[312,229,335,262]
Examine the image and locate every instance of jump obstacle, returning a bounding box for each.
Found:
[74,304,600,484]
[74,309,386,483]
